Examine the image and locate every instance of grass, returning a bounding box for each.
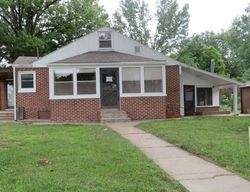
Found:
[138,116,250,180]
[0,124,186,192]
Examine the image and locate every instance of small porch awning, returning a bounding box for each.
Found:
[180,63,243,114]
[180,63,243,88]
[0,68,13,80]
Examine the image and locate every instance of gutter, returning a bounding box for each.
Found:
[13,66,17,121]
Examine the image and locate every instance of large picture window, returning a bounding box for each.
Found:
[144,67,163,93]
[54,69,73,96]
[51,68,97,98]
[197,88,212,106]
[77,68,96,94]
[18,71,36,93]
[122,67,141,93]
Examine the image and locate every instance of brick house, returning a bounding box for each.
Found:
[0,27,242,122]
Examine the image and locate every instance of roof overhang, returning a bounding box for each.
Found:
[179,63,243,88]
[12,64,33,68]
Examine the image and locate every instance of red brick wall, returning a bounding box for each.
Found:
[196,106,219,113]
[16,68,50,119]
[51,99,100,122]
[121,96,166,120]
[166,65,180,115]
[121,65,181,120]
[0,81,8,110]
[241,87,250,114]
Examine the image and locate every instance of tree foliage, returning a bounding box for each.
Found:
[112,0,151,45]
[153,0,189,55]
[0,0,109,63]
[176,35,226,75]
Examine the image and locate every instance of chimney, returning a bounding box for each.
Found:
[211,59,215,73]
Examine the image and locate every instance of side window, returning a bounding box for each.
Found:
[18,71,36,93]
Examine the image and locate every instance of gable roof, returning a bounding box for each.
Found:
[53,51,164,64]
[13,56,38,65]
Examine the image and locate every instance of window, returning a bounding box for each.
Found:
[122,67,141,93]
[54,69,73,96]
[99,31,112,48]
[144,67,163,93]
[197,88,212,106]
[51,68,97,98]
[18,71,36,92]
[77,68,96,94]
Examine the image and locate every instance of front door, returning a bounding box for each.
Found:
[6,81,14,109]
[184,85,195,116]
[100,68,119,108]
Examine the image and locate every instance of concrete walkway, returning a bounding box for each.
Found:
[107,122,250,192]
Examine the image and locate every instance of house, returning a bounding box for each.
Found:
[0,27,243,122]
[240,81,250,114]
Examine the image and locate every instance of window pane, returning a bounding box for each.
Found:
[78,82,96,94]
[144,67,162,93]
[99,41,112,48]
[77,69,96,81]
[197,88,212,106]
[122,67,141,93]
[21,74,34,89]
[99,32,111,40]
[21,74,33,81]
[54,69,73,95]
[54,83,73,95]
[21,81,34,88]
[77,68,96,94]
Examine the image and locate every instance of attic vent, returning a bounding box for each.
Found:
[134,46,141,53]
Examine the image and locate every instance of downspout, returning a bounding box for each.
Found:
[13,66,17,121]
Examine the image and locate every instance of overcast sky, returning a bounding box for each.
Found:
[99,0,249,35]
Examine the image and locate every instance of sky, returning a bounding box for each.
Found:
[99,0,249,35]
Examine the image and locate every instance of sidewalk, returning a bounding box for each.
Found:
[107,121,250,192]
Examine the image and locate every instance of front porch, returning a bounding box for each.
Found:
[0,68,14,120]
[180,64,242,116]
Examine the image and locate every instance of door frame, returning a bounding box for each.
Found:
[100,67,120,109]
[184,85,195,116]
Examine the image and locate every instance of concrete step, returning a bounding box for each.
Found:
[0,111,14,120]
[101,113,129,118]
[101,117,131,123]
[100,109,131,123]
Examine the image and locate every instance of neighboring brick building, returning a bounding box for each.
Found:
[8,27,241,122]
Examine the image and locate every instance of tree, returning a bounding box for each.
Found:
[225,4,250,77]
[0,0,109,63]
[176,36,226,75]
[112,0,151,45]
[153,0,189,55]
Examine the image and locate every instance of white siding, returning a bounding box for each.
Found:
[33,27,167,67]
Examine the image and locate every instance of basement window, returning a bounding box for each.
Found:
[18,71,36,93]
[99,31,112,48]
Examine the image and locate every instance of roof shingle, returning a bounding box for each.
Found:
[53,51,164,63]
[13,56,38,65]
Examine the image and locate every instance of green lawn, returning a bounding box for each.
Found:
[138,117,250,180]
[0,124,186,192]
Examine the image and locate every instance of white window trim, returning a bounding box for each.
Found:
[49,67,100,100]
[18,71,36,93]
[98,31,113,50]
[120,65,166,97]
